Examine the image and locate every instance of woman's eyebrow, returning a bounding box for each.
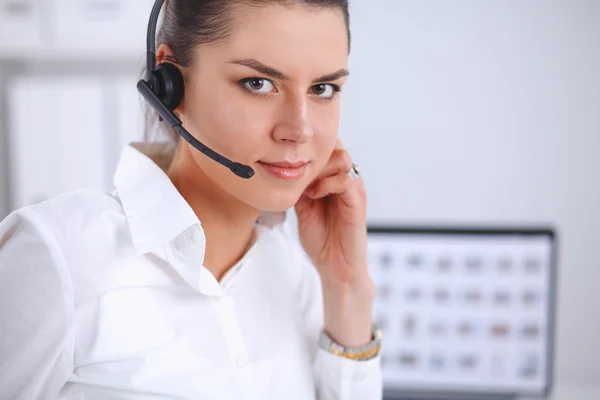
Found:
[312,69,349,84]
[228,58,349,83]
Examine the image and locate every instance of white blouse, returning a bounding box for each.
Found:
[0,144,382,400]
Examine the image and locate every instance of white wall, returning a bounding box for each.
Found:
[340,0,600,390]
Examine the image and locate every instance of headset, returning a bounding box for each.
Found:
[136,0,255,179]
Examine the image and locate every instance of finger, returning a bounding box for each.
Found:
[315,148,353,181]
[308,172,353,200]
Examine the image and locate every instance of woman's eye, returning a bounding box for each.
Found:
[242,78,275,93]
[311,84,338,99]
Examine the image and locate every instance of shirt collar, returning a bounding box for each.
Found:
[113,142,287,255]
[113,143,201,255]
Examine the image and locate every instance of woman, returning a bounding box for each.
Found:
[0,0,382,399]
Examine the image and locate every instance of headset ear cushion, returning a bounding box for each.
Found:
[154,62,184,111]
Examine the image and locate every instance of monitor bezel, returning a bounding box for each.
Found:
[367,225,558,399]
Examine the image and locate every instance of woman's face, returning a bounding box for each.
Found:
[176,3,349,212]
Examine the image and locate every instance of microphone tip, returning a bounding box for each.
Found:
[230,163,255,179]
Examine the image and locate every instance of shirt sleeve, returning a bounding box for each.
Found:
[0,207,74,399]
[279,220,383,400]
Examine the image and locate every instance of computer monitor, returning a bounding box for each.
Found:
[367,226,557,399]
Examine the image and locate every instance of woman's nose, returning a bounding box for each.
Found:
[272,97,314,144]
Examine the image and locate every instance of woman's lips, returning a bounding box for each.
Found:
[257,161,308,181]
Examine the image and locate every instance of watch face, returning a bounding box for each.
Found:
[373,323,383,340]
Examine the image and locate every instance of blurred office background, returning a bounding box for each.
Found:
[0,0,598,399]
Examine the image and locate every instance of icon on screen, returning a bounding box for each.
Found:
[458,354,478,371]
[464,288,482,304]
[406,253,423,269]
[523,290,541,306]
[402,314,417,338]
[434,288,451,304]
[458,321,474,337]
[497,256,513,273]
[518,353,539,379]
[524,257,542,273]
[494,290,511,306]
[399,351,419,367]
[465,256,483,272]
[379,251,393,270]
[429,353,446,371]
[377,284,393,301]
[437,255,453,272]
[521,323,541,339]
[491,323,510,338]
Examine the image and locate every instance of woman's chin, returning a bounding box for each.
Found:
[256,190,304,213]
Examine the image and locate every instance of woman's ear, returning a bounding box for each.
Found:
[156,43,178,67]
[156,43,186,115]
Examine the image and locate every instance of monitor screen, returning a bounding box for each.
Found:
[367,226,556,398]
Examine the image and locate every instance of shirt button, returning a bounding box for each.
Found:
[352,371,366,382]
[236,355,248,368]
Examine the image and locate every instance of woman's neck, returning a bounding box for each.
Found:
[167,143,260,282]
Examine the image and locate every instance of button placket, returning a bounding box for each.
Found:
[213,296,251,371]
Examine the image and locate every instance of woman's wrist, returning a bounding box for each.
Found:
[321,273,376,348]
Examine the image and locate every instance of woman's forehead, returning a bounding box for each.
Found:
[202,4,349,78]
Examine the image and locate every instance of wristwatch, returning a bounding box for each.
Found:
[318,323,382,361]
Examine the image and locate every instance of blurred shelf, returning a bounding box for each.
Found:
[0,45,145,64]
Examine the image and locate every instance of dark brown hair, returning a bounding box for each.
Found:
[143,0,351,144]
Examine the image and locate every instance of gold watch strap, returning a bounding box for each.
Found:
[319,323,383,361]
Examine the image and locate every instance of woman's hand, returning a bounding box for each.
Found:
[294,138,375,348]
